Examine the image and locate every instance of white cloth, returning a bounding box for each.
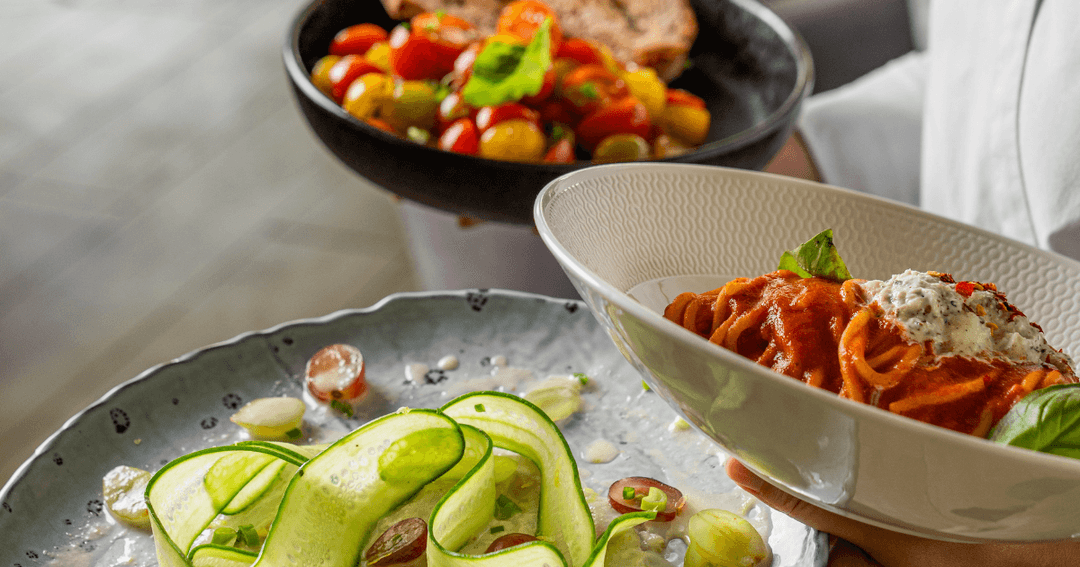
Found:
[798,0,1080,261]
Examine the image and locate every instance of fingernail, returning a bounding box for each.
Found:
[725,458,764,494]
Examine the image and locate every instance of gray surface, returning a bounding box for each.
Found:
[0,290,825,566]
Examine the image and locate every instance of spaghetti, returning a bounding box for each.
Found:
[663,269,1077,437]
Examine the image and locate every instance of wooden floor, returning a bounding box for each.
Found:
[0,0,422,482]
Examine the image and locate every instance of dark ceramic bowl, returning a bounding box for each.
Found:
[283,0,813,224]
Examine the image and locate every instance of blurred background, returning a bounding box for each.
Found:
[0,0,915,482]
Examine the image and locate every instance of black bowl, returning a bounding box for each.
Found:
[283,0,813,225]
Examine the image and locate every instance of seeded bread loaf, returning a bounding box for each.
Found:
[380,0,698,81]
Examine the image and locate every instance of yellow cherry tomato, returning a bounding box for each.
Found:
[661,104,711,146]
[342,72,393,121]
[310,54,341,97]
[621,66,667,119]
[593,133,651,163]
[364,41,392,72]
[384,80,439,131]
[479,119,545,162]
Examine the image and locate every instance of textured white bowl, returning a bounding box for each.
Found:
[535,163,1080,543]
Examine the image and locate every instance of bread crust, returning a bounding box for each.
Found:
[380,0,698,81]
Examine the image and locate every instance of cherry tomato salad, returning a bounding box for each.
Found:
[309,0,711,163]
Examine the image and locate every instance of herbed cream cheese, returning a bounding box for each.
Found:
[860,270,1074,370]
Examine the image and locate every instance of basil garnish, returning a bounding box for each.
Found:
[990,383,1080,459]
[777,229,852,282]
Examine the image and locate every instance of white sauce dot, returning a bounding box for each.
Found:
[437,355,459,371]
[583,439,620,464]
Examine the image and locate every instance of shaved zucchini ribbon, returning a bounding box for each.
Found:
[146,392,656,567]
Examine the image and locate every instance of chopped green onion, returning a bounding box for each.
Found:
[640,487,667,513]
[475,403,486,413]
[494,494,522,520]
[238,524,260,547]
[211,527,236,545]
[490,525,506,534]
[285,427,302,440]
[622,486,636,500]
[573,373,589,386]
[407,126,430,145]
[329,399,354,417]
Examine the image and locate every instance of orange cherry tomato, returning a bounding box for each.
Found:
[327,55,384,102]
[555,38,604,66]
[389,14,476,81]
[438,118,480,155]
[543,137,575,163]
[576,96,651,151]
[329,23,389,56]
[666,88,707,110]
[475,102,540,132]
[559,64,629,116]
[306,344,368,402]
[497,0,562,53]
[366,118,398,135]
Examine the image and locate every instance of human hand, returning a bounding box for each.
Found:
[724,458,1080,567]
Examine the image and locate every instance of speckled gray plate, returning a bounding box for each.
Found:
[0,290,824,566]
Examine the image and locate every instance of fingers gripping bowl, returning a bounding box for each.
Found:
[283,0,813,224]
[534,162,1080,543]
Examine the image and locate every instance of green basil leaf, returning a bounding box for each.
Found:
[461,18,552,107]
[777,229,852,282]
[989,383,1080,459]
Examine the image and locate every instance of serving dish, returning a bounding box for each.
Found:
[0,290,825,566]
[283,0,813,224]
[534,162,1080,542]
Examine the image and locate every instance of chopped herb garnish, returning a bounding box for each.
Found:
[622,486,636,500]
[238,524,260,547]
[407,126,430,145]
[551,123,571,142]
[475,403,486,413]
[490,525,506,534]
[211,527,236,545]
[435,10,446,19]
[330,399,354,417]
[573,372,589,386]
[576,82,599,100]
[641,380,651,391]
[640,487,667,513]
[494,494,523,520]
[285,427,302,440]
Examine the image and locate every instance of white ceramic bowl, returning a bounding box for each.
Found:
[535,163,1080,543]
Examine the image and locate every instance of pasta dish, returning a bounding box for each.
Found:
[664,269,1077,436]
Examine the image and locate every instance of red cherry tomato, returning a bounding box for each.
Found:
[543,137,575,163]
[520,66,556,107]
[475,102,540,132]
[327,55,384,103]
[607,477,686,522]
[559,64,629,116]
[485,533,539,554]
[329,23,389,56]
[666,88,707,110]
[389,14,476,81]
[305,344,368,402]
[438,118,480,155]
[437,91,474,133]
[448,42,483,91]
[575,96,651,151]
[555,38,604,66]
[497,0,562,53]
[538,98,579,126]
